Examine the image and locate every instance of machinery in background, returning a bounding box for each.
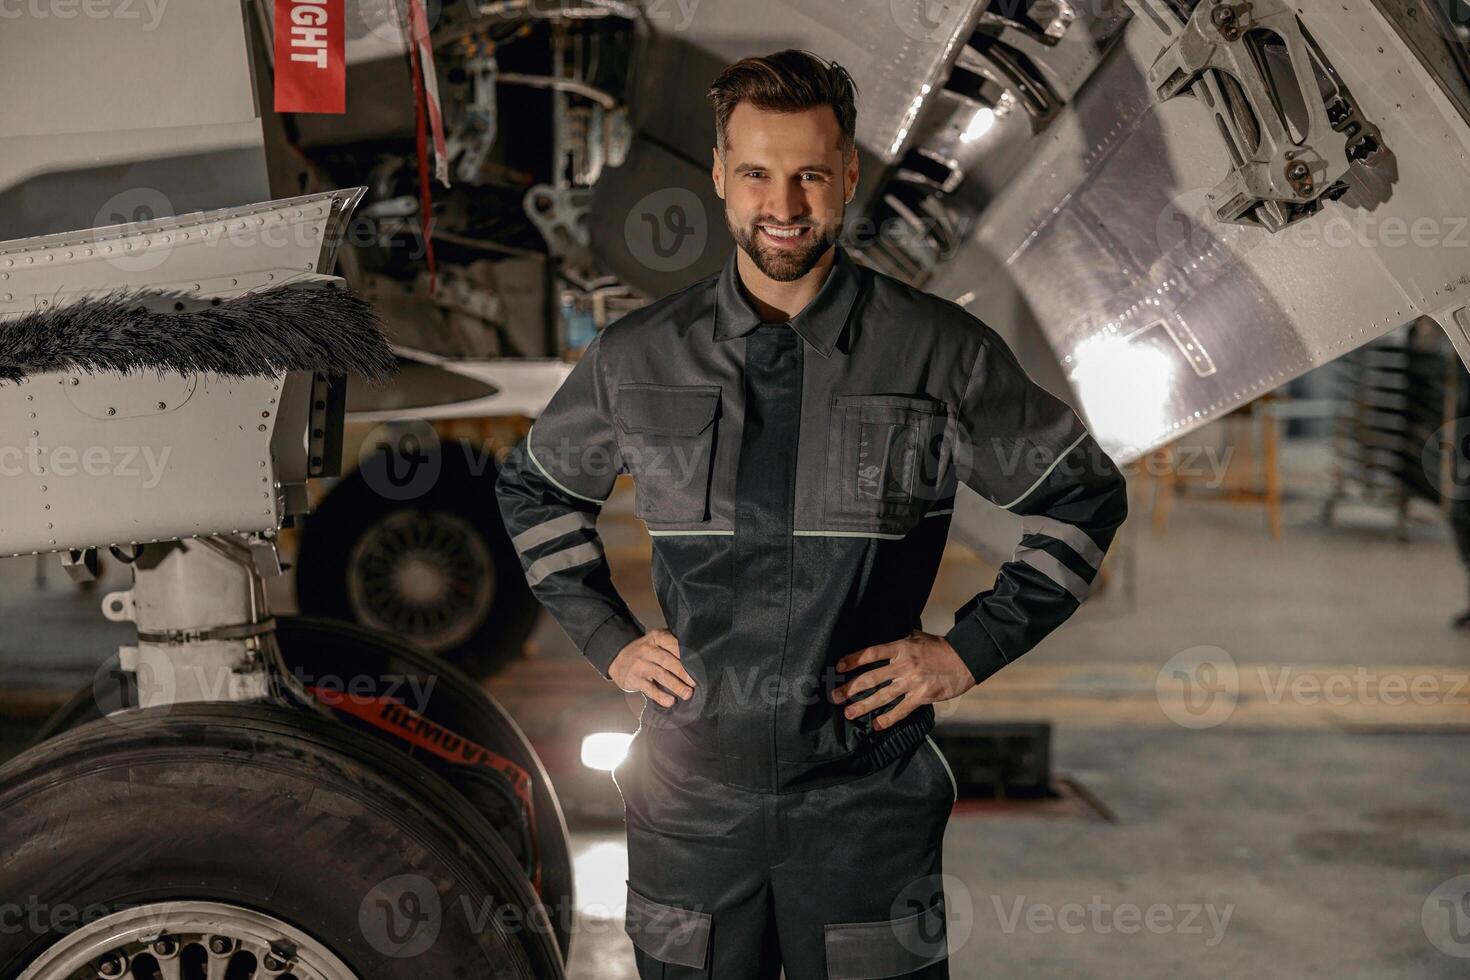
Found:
[0,192,573,978]
[7,1,1467,669]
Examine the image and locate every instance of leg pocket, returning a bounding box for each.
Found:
[823,894,948,979]
[625,880,713,972]
[616,383,721,525]
[922,736,958,811]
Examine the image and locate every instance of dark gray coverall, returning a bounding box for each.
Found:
[495,244,1129,978]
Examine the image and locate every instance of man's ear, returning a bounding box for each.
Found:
[711,146,725,201]
[844,146,860,204]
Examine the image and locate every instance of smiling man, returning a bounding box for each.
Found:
[496,49,1128,979]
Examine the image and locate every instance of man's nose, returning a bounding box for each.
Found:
[765,180,810,224]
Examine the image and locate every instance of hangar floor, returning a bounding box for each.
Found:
[3,433,1469,978]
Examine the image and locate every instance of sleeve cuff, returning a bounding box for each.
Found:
[582,612,645,681]
[944,614,1010,686]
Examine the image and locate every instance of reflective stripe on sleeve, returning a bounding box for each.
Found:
[1020,515,1104,569]
[525,539,605,587]
[1015,546,1091,601]
[511,511,597,554]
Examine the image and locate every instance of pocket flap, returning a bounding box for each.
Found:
[823,895,947,979]
[624,881,712,969]
[831,393,946,419]
[617,384,720,435]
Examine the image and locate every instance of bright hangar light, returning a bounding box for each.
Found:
[580,731,633,771]
[1068,331,1176,454]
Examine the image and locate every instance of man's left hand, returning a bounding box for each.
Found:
[830,630,976,731]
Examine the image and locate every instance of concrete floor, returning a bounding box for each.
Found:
[3,433,1469,978]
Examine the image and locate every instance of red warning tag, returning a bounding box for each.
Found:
[273,0,345,114]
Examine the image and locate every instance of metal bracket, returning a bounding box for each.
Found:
[1142,0,1386,231]
[61,547,100,584]
[246,534,283,579]
[102,589,136,623]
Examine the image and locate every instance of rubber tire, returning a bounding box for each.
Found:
[274,615,576,960]
[294,440,541,681]
[27,616,577,962]
[0,703,564,980]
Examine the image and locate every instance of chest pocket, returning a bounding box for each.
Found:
[615,383,721,525]
[823,394,953,533]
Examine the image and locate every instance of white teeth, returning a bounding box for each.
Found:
[761,226,805,239]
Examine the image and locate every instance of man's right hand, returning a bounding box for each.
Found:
[608,629,695,707]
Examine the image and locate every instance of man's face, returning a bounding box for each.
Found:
[712,102,858,282]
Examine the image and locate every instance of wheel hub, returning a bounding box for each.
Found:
[19,901,358,980]
[346,508,496,653]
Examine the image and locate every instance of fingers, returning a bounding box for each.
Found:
[645,661,695,701]
[831,664,897,703]
[835,643,890,673]
[648,629,682,658]
[645,647,696,691]
[635,674,677,708]
[874,694,917,731]
[844,677,906,720]
[627,632,694,707]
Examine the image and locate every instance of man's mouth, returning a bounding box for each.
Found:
[757,224,813,247]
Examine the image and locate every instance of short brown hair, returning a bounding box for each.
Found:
[707,49,858,159]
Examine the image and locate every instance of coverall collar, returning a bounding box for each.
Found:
[712,243,861,358]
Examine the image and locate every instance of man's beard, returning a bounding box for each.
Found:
[728,213,841,282]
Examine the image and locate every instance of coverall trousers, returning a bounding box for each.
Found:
[615,730,956,979]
